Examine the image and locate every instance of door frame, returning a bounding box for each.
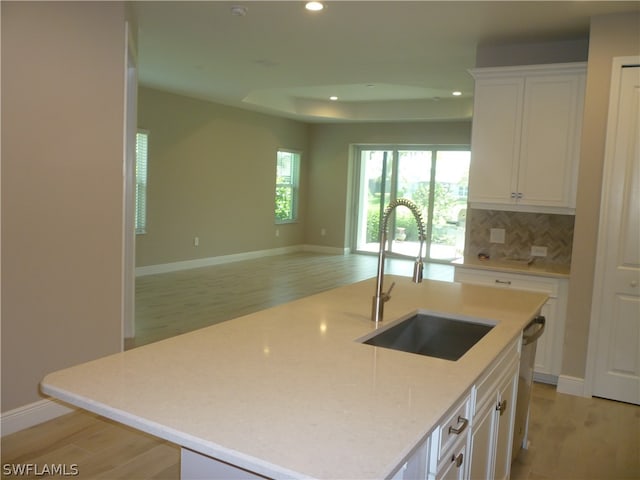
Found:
[350,144,470,262]
[584,55,640,398]
[122,21,138,342]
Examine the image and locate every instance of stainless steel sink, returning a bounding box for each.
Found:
[360,311,495,361]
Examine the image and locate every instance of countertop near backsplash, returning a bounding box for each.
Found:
[452,256,570,279]
[460,208,573,276]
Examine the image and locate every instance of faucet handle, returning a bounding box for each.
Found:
[413,260,424,283]
[383,281,396,301]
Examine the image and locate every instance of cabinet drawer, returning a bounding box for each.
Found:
[454,267,558,297]
[473,338,520,416]
[435,436,467,480]
[436,395,471,461]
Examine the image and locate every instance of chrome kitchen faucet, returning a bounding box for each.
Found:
[372,198,426,323]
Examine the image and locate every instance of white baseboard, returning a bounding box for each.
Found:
[556,375,587,397]
[136,245,349,277]
[533,372,558,385]
[136,246,301,276]
[1,398,75,436]
[301,244,350,255]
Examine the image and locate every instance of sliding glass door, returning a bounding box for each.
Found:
[354,146,470,262]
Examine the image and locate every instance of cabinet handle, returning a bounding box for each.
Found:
[451,452,464,468]
[510,192,517,199]
[448,416,469,435]
[495,279,512,285]
[496,399,507,416]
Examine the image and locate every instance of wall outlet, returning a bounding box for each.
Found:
[490,228,505,244]
[193,236,199,247]
[275,229,279,238]
[320,228,327,237]
[531,245,548,257]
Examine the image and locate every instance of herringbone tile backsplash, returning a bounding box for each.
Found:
[465,209,574,265]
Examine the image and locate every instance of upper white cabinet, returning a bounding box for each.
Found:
[468,63,586,213]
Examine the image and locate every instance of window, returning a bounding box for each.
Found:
[135,130,149,234]
[354,146,470,262]
[275,150,300,223]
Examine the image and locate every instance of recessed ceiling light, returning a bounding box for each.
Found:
[305,2,324,12]
[452,91,462,96]
[329,96,338,101]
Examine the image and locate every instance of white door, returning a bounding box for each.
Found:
[468,77,523,205]
[589,61,640,405]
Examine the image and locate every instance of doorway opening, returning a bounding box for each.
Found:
[353,146,470,262]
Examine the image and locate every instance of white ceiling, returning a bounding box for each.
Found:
[132,1,639,122]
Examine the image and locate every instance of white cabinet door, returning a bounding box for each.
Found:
[518,73,584,208]
[468,399,494,480]
[468,77,523,205]
[468,63,585,213]
[467,358,519,480]
[493,366,518,480]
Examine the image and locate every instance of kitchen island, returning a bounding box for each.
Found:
[41,276,547,479]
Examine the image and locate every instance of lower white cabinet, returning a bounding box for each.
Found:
[492,363,519,480]
[468,396,493,479]
[428,395,472,480]
[390,338,521,480]
[467,339,520,480]
[454,266,568,384]
[422,339,521,480]
[434,440,467,480]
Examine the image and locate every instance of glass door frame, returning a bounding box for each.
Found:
[351,144,470,264]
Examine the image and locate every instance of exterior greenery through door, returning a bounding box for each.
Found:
[354,146,470,262]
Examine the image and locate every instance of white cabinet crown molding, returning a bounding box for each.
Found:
[469,62,587,79]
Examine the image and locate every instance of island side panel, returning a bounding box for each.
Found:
[181,449,270,480]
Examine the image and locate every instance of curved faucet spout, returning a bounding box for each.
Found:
[372,198,426,323]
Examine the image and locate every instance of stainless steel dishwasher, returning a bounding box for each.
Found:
[512,315,546,461]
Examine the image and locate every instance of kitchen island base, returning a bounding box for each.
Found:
[181,448,270,480]
[41,277,547,480]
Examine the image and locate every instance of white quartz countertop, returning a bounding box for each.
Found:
[41,276,547,480]
[453,256,571,278]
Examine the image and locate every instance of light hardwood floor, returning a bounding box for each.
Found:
[510,383,639,480]
[129,252,453,348]
[3,253,638,479]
